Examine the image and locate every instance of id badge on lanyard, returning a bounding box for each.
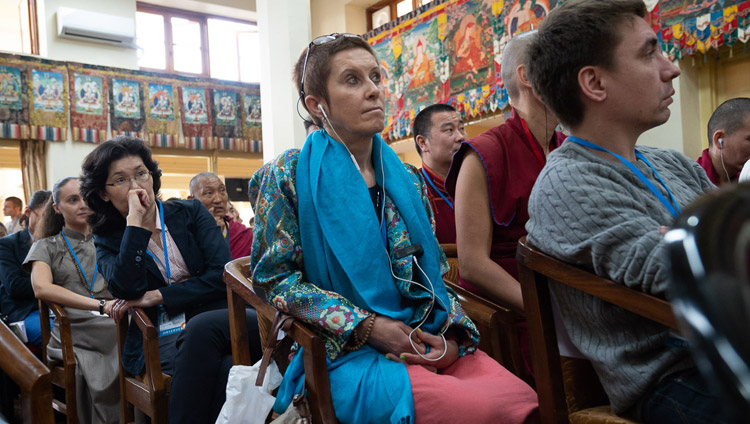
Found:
[149,200,186,337]
[158,305,186,337]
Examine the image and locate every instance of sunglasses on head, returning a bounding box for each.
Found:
[299,33,362,98]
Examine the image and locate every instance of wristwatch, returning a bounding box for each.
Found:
[99,299,106,315]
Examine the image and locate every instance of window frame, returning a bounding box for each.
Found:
[135,2,257,79]
[366,0,428,31]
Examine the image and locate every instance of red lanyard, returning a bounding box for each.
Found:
[519,116,546,168]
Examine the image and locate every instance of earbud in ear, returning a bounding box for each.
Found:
[718,138,724,148]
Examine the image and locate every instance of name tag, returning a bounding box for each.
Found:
[158,307,186,337]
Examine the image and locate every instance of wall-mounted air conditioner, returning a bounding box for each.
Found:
[57,7,136,48]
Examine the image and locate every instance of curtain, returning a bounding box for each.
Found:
[20,139,47,199]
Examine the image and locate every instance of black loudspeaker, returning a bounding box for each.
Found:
[225,178,251,202]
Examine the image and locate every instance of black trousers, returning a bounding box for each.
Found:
[167,308,262,424]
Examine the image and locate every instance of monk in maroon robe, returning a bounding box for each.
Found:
[446,31,564,313]
[413,103,467,244]
[189,172,253,259]
[696,97,750,185]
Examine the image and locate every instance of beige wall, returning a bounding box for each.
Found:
[311,0,368,37]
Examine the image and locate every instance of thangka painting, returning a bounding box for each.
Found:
[0,64,29,139]
[69,70,108,143]
[110,78,145,139]
[29,67,68,141]
[241,91,263,153]
[145,82,179,147]
[212,89,244,149]
[366,0,559,141]
[179,86,214,150]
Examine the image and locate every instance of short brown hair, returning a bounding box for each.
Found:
[527,0,646,128]
[293,34,377,116]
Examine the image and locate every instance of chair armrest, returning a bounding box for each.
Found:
[38,300,76,370]
[440,243,457,257]
[516,237,677,330]
[128,307,167,391]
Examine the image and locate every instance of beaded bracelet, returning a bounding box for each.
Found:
[344,312,377,351]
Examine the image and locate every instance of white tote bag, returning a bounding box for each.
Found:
[215,359,283,424]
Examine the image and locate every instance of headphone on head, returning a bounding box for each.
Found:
[719,137,724,148]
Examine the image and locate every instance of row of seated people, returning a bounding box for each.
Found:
[244,1,747,423]
[2,1,749,423]
[0,154,262,424]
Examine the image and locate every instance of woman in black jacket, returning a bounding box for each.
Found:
[80,136,260,423]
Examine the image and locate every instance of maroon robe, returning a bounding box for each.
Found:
[697,148,735,185]
[445,108,566,293]
[226,217,253,259]
[420,164,456,244]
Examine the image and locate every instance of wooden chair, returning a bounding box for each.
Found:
[440,243,530,383]
[224,257,338,424]
[38,299,78,423]
[516,236,678,424]
[116,307,171,424]
[0,319,54,424]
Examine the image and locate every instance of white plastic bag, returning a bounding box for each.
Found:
[215,359,283,424]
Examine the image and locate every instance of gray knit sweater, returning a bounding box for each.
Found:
[526,141,715,414]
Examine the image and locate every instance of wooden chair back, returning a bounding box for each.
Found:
[440,243,530,383]
[38,299,78,423]
[224,257,338,423]
[0,319,54,424]
[516,236,677,424]
[116,307,171,424]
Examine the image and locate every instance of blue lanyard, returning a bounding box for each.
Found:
[568,136,681,218]
[61,231,97,298]
[420,168,454,210]
[145,200,172,284]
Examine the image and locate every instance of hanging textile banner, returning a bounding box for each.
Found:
[212,89,243,150]
[366,0,558,141]
[241,91,262,153]
[69,66,108,143]
[29,63,68,141]
[179,86,215,150]
[145,82,179,148]
[0,62,29,140]
[111,78,146,139]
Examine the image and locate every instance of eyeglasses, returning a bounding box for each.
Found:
[105,170,153,188]
[299,33,362,98]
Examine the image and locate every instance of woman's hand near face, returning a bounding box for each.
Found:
[367,315,425,358]
[399,330,460,370]
[125,188,152,227]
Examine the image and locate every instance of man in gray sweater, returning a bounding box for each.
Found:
[525,0,723,422]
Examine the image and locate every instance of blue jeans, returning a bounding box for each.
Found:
[24,310,42,348]
[640,368,729,424]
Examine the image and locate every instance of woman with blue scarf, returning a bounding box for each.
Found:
[249,34,538,424]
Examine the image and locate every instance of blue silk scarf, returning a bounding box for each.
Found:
[274,130,450,423]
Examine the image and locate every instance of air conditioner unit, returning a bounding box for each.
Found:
[57,7,136,48]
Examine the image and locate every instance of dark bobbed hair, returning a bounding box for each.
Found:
[293,34,377,117]
[412,104,458,156]
[527,0,646,128]
[35,177,77,240]
[80,136,161,236]
[707,97,750,146]
[19,190,51,228]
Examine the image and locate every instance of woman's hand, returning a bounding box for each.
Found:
[102,299,117,317]
[399,330,460,370]
[367,315,425,358]
[126,188,152,227]
[110,290,164,322]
